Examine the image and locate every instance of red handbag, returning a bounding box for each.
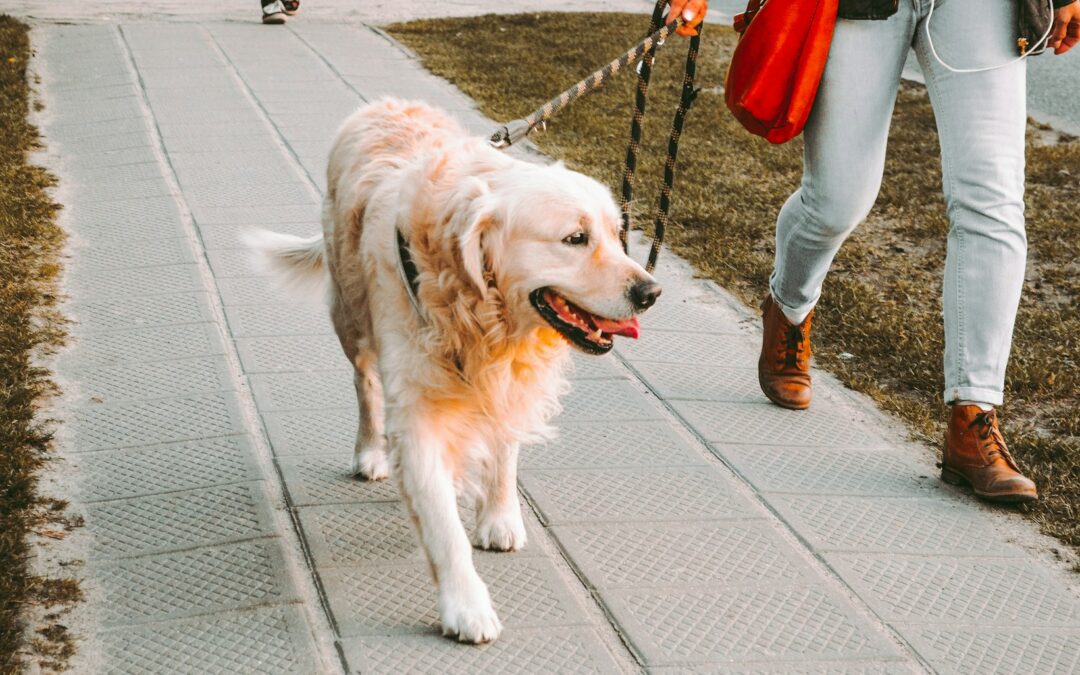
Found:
[725,0,839,144]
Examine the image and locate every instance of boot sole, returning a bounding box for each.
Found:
[759,380,810,410]
[940,466,1038,503]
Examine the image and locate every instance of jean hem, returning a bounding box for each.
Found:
[943,386,1003,407]
[768,280,817,326]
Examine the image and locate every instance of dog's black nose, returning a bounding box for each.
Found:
[629,280,662,311]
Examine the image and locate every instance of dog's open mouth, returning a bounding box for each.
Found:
[530,288,640,355]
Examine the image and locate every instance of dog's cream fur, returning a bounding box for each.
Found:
[249,99,656,643]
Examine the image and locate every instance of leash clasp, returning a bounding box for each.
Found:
[488,118,532,149]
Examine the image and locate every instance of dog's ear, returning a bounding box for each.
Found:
[455,178,494,296]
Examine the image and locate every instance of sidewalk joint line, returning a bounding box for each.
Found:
[614,352,936,673]
[201,25,325,200]
[286,24,371,104]
[114,24,346,674]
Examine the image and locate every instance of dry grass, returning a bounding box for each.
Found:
[0,15,79,673]
[389,13,1080,559]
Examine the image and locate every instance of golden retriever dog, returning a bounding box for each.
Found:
[248,98,661,643]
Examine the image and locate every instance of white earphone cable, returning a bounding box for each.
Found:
[925,0,1056,73]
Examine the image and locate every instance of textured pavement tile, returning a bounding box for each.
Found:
[299,500,543,568]
[649,660,918,674]
[298,501,420,567]
[76,435,260,502]
[520,419,708,470]
[568,353,627,380]
[54,130,154,155]
[64,159,161,185]
[169,153,300,188]
[94,539,297,627]
[99,606,319,675]
[61,145,160,171]
[829,554,1080,626]
[69,392,244,452]
[198,221,318,253]
[605,584,900,666]
[47,116,148,141]
[83,482,275,559]
[78,178,173,203]
[206,248,266,278]
[190,204,321,225]
[718,445,943,496]
[340,627,623,675]
[277,454,397,506]
[616,330,759,364]
[556,379,666,422]
[519,467,761,525]
[672,401,885,446]
[248,369,355,412]
[70,292,216,333]
[322,557,588,637]
[630,362,762,402]
[60,190,175,237]
[896,625,1080,675]
[224,303,331,337]
[640,299,745,335]
[60,323,225,368]
[234,333,345,373]
[215,275,288,305]
[68,263,204,299]
[69,236,195,272]
[66,355,234,405]
[181,179,314,211]
[551,520,811,590]
[770,496,1022,556]
[262,407,357,456]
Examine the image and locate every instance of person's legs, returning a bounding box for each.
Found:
[760,3,917,409]
[913,0,1036,501]
[770,5,918,323]
[913,0,1027,408]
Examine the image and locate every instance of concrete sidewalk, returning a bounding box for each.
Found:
[26,13,1080,675]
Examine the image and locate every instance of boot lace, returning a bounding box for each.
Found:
[968,410,1021,471]
[775,324,807,369]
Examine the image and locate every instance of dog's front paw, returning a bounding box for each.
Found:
[351,445,390,481]
[438,578,502,644]
[472,508,527,552]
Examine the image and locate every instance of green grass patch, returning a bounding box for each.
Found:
[389,13,1080,556]
[0,15,78,673]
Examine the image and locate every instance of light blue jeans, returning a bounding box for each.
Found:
[769,0,1027,406]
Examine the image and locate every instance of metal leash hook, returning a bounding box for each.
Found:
[488,0,701,273]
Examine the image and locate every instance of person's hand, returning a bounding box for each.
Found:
[667,0,707,37]
[1049,0,1080,54]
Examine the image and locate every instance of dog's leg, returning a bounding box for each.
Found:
[472,441,527,552]
[394,422,502,644]
[350,351,388,481]
[328,291,388,481]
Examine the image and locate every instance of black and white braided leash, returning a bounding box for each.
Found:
[489,0,701,273]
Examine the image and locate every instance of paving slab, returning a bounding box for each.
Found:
[28,11,1080,675]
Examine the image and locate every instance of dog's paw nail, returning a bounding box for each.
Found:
[351,448,390,481]
[472,512,527,552]
[439,581,502,644]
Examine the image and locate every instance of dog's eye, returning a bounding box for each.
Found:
[562,231,589,246]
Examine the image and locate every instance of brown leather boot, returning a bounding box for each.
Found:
[758,294,813,410]
[941,405,1037,503]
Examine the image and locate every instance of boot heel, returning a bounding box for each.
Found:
[940,466,969,487]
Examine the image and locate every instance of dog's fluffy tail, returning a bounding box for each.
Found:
[245,229,328,296]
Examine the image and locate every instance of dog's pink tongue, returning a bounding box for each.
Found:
[594,316,640,339]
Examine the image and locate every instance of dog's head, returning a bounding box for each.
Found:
[451,160,660,355]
